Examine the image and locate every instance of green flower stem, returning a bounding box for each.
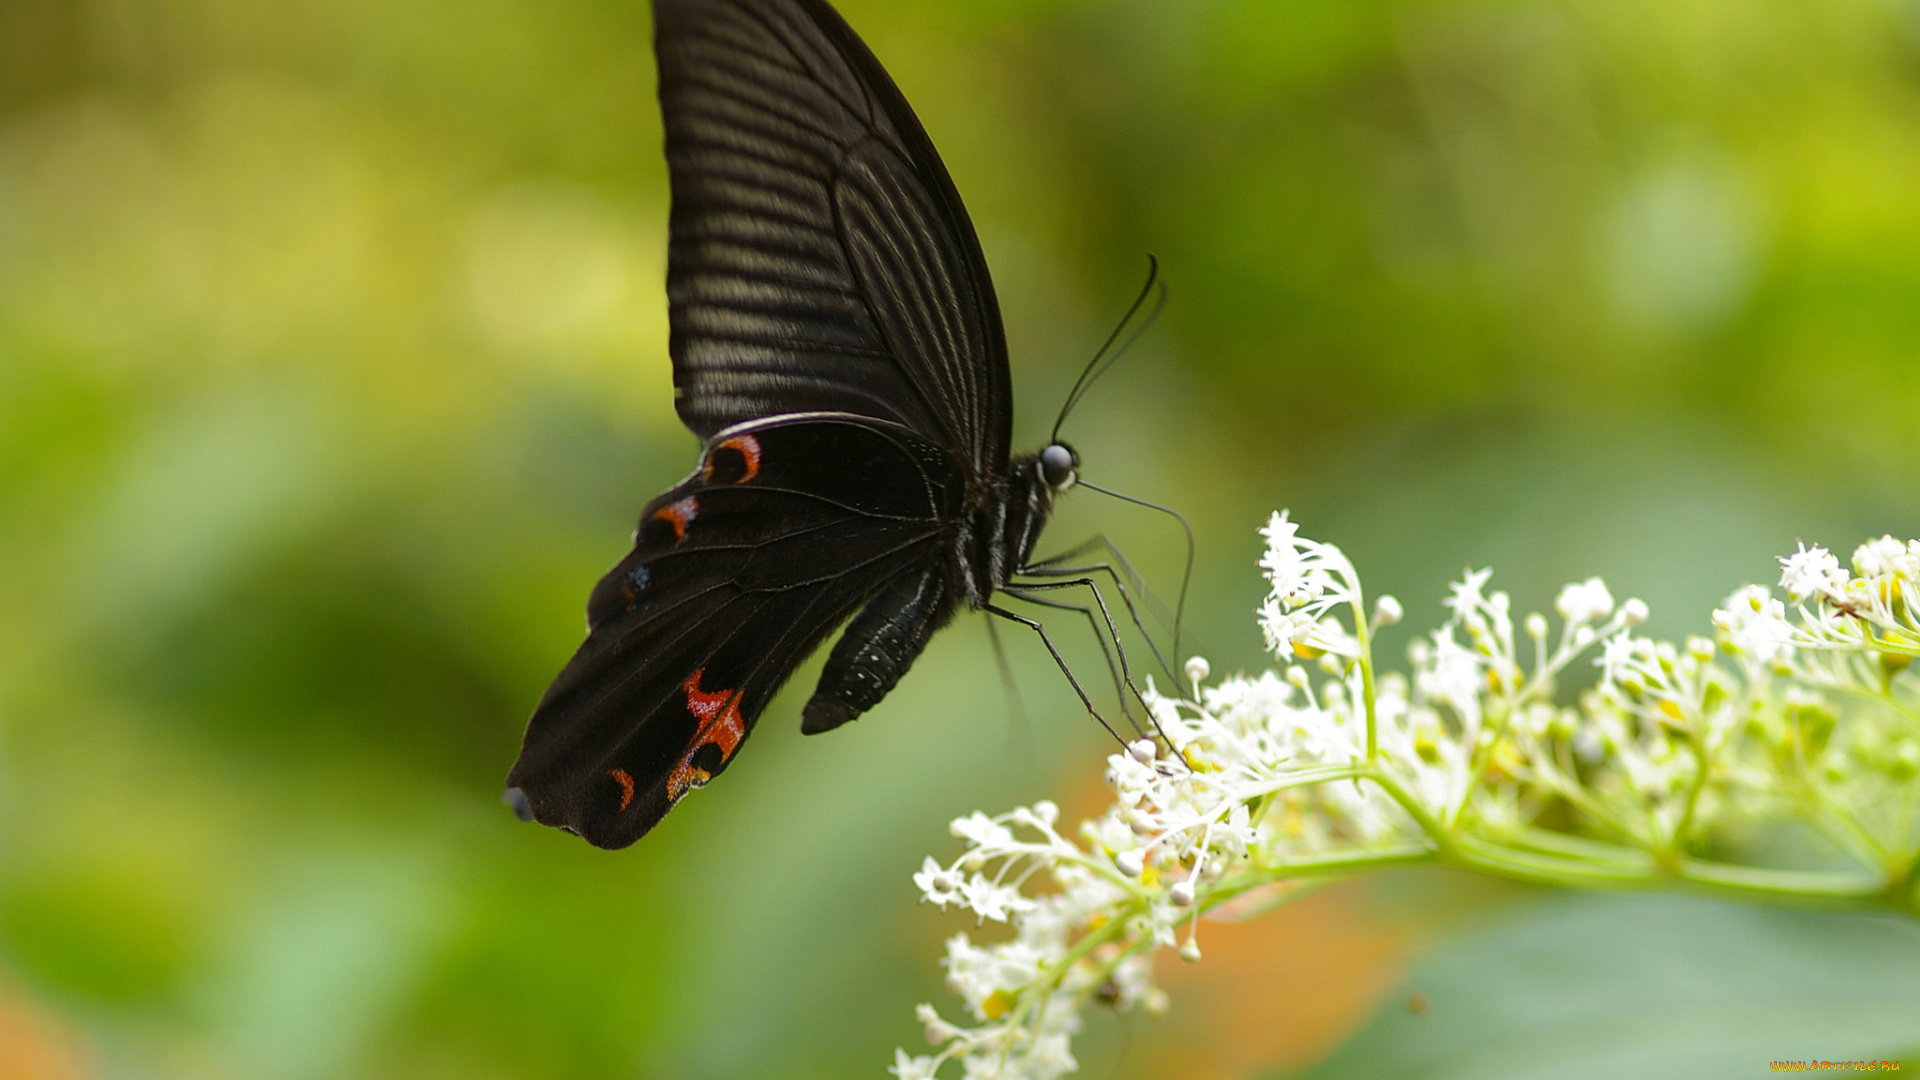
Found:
[1304,755,1912,913]
[1674,859,1892,908]
[1865,633,1920,659]
[1666,725,1716,862]
[1245,763,1369,798]
[1011,901,1141,1050]
[1455,699,1515,829]
[1215,845,1436,900]
[1351,595,1379,761]
[1447,834,1663,887]
[1045,900,1138,989]
[1505,826,1656,868]
[1360,763,1461,860]
[1809,801,1894,871]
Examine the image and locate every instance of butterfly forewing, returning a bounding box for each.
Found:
[507,416,960,848]
[509,0,1046,848]
[656,0,1011,474]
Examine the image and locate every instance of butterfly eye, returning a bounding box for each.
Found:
[1040,443,1078,489]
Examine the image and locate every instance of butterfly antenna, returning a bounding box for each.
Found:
[1074,479,1195,684]
[1059,279,1165,435]
[1051,256,1164,444]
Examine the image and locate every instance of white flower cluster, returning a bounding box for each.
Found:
[890,800,1146,1080]
[893,518,1920,1079]
[1257,510,1363,658]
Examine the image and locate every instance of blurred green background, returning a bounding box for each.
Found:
[3,0,1920,1076]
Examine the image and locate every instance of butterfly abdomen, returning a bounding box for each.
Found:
[802,565,958,734]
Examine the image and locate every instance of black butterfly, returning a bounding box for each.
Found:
[506,0,1139,849]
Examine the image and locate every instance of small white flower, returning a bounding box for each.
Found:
[1444,567,1495,623]
[1779,542,1848,602]
[1025,1033,1080,1080]
[1598,631,1645,684]
[1260,602,1320,657]
[914,857,963,908]
[891,1049,937,1080]
[950,812,1014,849]
[959,873,1030,923]
[1418,628,1483,716]
[1852,535,1909,581]
[1556,577,1615,623]
[1713,585,1793,663]
[916,1003,960,1046]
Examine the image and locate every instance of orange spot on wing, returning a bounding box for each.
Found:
[651,496,698,542]
[721,434,761,482]
[667,668,748,799]
[608,768,636,811]
[702,433,762,484]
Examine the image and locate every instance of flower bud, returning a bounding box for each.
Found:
[1525,613,1548,639]
[1129,739,1157,765]
[1185,655,1211,685]
[1030,799,1059,826]
[1374,595,1404,626]
[1621,598,1649,625]
[916,1004,958,1045]
[1115,850,1145,878]
[1169,881,1196,907]
[1178,940,1202,962]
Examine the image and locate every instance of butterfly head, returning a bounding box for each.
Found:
[1039,443,1079,491]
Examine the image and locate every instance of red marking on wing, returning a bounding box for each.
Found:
[608,768,636,811]
[702,433,762,484]
[720,434,761,483]
[651,496,698,542]
[667,668,748,799]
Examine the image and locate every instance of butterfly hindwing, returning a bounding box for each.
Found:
[508,0,1060,849]
[655,0,1012,475]
[506,415,962,848]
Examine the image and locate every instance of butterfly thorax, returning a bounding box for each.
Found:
[954,451,1069,609]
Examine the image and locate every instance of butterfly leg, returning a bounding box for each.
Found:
[1019,536,1180,686]
[982,603,1129,750]
[1014,565,1173,687]
[1002,581,1147,733]
[1006,578,1184,751]
[982,615,1035,758]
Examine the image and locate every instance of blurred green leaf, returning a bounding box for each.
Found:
[1290,894,1920,1080]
